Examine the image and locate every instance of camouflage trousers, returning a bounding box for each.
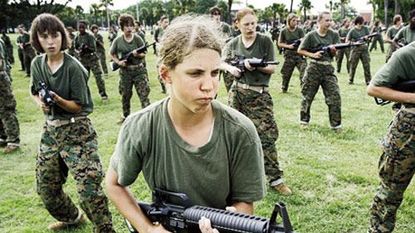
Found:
[336,47,350,73]
[221,71,234,92]
[36,118,115,233]
[300,62,341,128]
[229,85,283,183]
[349,45,371,85]
[119,67,150,117]
[80,54,107,97]
[96,49,108,74]
[368,108,415,233]
[0,72,20,145]
[18,48,25,71]
[280,51,307,92]
[370,36,385,53]
[23,46,36,76]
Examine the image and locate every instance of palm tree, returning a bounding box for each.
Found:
[298,0,312,22]
[339,0,350,19]
[394,0,400,15]
[290,0,294,13]
[100,0,113,29]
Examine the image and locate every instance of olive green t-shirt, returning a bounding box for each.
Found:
[371,42,415,87]
[346,26,370,42]
[224,33,275,86]
[110,98,266,209]
[94,33,105,51]
[299,29,340,62]
[30,53,93,120]
[110,34,145,66]
[394,25,415,44]
[387,25,402,40]
[74,32,97,53]
[338,27,350,42]
[279,27,305,44]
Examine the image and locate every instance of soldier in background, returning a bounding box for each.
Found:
[393,10,415,49]
[110,14,150,124]
[222,8,292,195]
[108,25,118,45]
[367,41,415,233]
[66,26,77,58]
[0,37,20,154]
[336,18,351,73]
[384,15,403,63]
[297,11,342,132]
[74,20,108,100]
[278,13,306,93]
[16,24,25,71]
[347,16,371,85]
[17,24,36,77]
[154,15,169,94]
[134,20,146,43]
[369,20,385,53]
[1,30,14,65]
[91,24,109,76]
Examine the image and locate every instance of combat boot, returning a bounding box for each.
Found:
[274,183,292,196]
[48,213,86,231]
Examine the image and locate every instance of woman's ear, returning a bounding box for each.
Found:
[159,64,172,84]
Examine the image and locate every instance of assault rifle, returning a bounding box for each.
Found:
[306,41,365,54]
[284,39,302,50]
[229,55,279,73]
[357,28,386,42]
[111,42,155,71]
[126,188,295,233]
[78,43,94,56]
[39,82,55,106]
[375,80,415,105]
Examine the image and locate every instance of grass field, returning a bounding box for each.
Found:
[1,32,414,233]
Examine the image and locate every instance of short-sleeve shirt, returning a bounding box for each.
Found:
[386,25,403,40]
[347,26,370,42]
[279,27,305,44]
[110,34,145,66]
[74,32,97,52]
[110,98,266,209]
[299,29,340,62]
[393,25,415,44]
[30,53,93,120]
[338,27,350,42]
[371,42,415,87]
[223,33,275,86]
[94,33,105,51]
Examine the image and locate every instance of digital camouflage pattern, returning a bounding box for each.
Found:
[79,54,107,98]
[349,44,371,85]
[337,27,351,73]
[94,33,108,74]
[221,71,234,92]
[0,72,20,146]
[368,108,415,233]
[300,62,341,128]
[369,26,385,53]
[36,118,114,232]
[119,68,150,117]
[228,87,283,183]
[280,50,306,92]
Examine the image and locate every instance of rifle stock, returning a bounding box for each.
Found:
[126,188,295,233]
[111,42,155,71]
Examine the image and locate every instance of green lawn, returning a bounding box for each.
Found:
[1,32,414,233]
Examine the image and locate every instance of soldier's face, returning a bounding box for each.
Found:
[160,48,220,114]
[410,17,415,30]
[78,24,86,34]
[37,30,62,55]
[239,14,257,39]
[289,18,298,28]
[319,13,332,30]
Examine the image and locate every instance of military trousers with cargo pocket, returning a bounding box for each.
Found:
[35,118,115,233]
[0,72,20,146]
[119,67,150,118]
[369,108,415,233]
[229,85,284,185]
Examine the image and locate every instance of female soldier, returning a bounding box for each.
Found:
[29,13,115,232]
[221,8,291,195]
[105,14,266,233]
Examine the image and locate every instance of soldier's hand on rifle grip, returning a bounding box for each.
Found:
[118,60,127,67]
[329,46,337,56]
[229,66,242,78]
[313,51,324,59]
[199,217,220,233]
[244,59,255,72]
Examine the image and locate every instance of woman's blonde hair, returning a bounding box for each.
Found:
[158,14,224,69]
